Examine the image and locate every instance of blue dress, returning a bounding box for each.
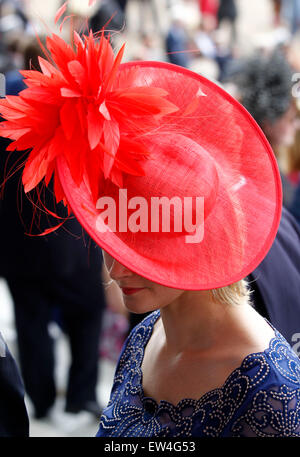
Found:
[96,311,300,437]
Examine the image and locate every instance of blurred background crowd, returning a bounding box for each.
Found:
[0,0,300,437]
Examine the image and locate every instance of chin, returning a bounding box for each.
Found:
[127,308,150,315]
[123,297,158,315]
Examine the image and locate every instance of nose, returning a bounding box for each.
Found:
[106,257,133,282]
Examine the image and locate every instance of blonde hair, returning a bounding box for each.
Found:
[212,279,251,307]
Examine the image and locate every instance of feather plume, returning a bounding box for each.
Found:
[55,1,68,25]
[0,24,179,207]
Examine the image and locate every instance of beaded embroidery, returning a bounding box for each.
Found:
[97,311,300,437]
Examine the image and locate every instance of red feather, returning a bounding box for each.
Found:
[104,43,125,92]
[55,2,68,25]
[0,125,31,140]
[88,103,103,150]
[26,220,66,236]
[103,120,120,178]
[59,15,75,33]
[60,100,77,140]
[22,145,49,192]
[68,60,86,87]
[60,87,81,97]
[21,87,60,104]
[37,57,60,78]
[0,28,179,211]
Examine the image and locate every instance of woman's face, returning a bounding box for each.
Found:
[103,251,184,314]
[263,103,297,150]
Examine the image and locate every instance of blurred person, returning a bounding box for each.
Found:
[0,37,107,423]
[89,0,125,34]
[116,0,128,13]
[289,180,300,226]
[130,32,166,61]
[0,331,29,436]
[272,0,282,26]
[248,206,300,351]
[0,0,29,73]
[285,102,300,180]
[4,35,38,95]
[281,0,300,35]
[194,13,218,60]
[216,0,237,46]
[0,141,107,423]
[288,103,300,225]
[66,0,124,39]
[193,14,233,81]
[135,0,164,37]
[165,6,191,68]
[198,0,219,27]
[0,0,28,31]
[234,49,298,207]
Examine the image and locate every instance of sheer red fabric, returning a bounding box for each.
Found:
[57,61,282,290]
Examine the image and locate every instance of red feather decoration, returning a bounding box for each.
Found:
[54,1,68,25]
[0,29,179,208]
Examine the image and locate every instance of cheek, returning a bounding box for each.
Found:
[276,111,297,146]
[122,286,180,314]
[268,121,292,147]
[280,122,296,146]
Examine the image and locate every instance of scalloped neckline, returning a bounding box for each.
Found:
[138,310,280,412]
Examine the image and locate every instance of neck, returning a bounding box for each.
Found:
[159,290,253,355]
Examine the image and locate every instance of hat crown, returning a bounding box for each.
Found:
[99,134,219,238]
[130,134,219,220]
[54,62,281,290]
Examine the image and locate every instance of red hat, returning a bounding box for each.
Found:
[0,29,282,290]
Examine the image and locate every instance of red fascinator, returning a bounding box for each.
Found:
[0,29,282,290]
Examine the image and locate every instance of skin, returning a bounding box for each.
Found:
[263,103,298,151]
[103,251,275,405]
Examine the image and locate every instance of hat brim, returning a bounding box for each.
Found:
[57,61,282,290]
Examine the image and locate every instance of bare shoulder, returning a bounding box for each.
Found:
[236,307,276,354]
[215,307,276,367]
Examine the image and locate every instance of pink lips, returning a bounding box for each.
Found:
[121,287,145,296]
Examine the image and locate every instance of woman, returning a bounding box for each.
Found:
[0,14,299,437]
[235,50,297,208]
[288,102,300,225]
[97,259,295,437]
